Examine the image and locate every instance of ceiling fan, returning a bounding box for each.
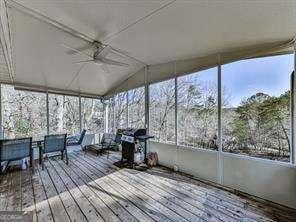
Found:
[61,41,129,73]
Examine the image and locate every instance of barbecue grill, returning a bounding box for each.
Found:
[120,128,153,167]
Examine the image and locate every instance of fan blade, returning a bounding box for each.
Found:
[74,59,94,64]
[99,58,129,67]
[61,44,93,58]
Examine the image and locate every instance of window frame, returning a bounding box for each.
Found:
[145,52,296,166]
[220,54,294,163]
[0,51,294,166]
[148,78,176,144]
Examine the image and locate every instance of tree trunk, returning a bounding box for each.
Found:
[57,96,65,133]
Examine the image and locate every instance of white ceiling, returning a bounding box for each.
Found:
[4,0,296,96]
[9,5,143,95]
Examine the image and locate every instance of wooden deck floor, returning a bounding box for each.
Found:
[0,151,295,222]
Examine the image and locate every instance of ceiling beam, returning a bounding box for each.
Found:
[2,80,103,99]
[103,0,176,43]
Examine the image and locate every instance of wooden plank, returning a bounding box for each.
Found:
[70,153,192,222]
[98,157,218,221]
[70,155,158,222]
[2,151,295,222]
[130,169,275,222]
[106,154,295,222]
[107,154,283,218]
[71,155,172,222]
[60,157,139,222]
[6,169,22,211]
[31,166,54,222]
[54,158,121,222]
[130,170,260,221]
[144,167,293,222]
[0,168,11,210]
[78,154,205,222]
[102,174,172,222]
[44,160,88,222]
[70,154,180,222]
[117,170,237,222]
[49,158,105,222]
[78,153,219,222]
[82,153,223,221]
[21,168,37,222]
[86,153,279,222]
[144,165,293,217]
[37,165,71,222]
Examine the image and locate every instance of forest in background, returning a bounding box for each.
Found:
[149,74,290,162]
[2,85,104,139]
[1,68,291,163]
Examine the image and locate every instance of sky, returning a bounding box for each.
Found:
[193,53,294,107]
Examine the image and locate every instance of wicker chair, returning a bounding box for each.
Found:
[0,137,32,175]
[40,134,67,170]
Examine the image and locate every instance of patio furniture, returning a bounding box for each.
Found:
[0,137,33,175]
[85,132,121,158]
[67,129,86,149]
[41,134,67,170]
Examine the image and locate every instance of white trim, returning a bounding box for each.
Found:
[222,151,296,169]
[112,96,115,133]
[13,82,102,99]
[150,140,296,168]
[78,95,82,132]
[150,140,217,154]
[293,44,296,165]
[217,55,223,184]
[290,46,296,166]
[126,90,129,128]
[46,91,49,135]
[0,83,2,139]
[104,102,109,133]
[174,68,178,145]
[145,66,149,131]
[177,144,218,154]
[291,70,295,164]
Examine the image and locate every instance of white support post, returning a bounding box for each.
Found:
[104,101,109,133]
[79,95,82,132]
[292,46,296,165]
[144,66,149,132]
[217,54,223,184]
[46,91,49,135]
[174,62,178,146]
[126,91,129,128]
[110,97,115,133]
[0,84,3,139]
[144,66,150,155]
